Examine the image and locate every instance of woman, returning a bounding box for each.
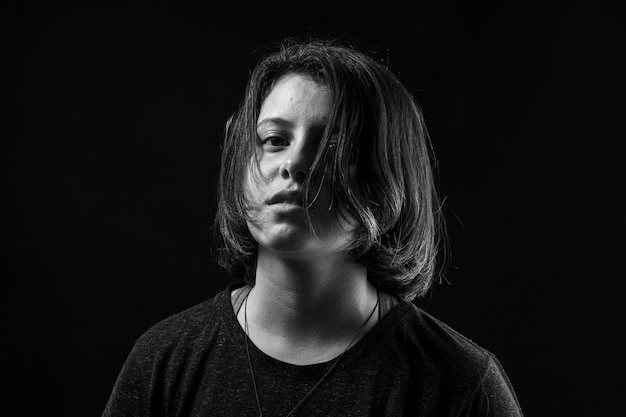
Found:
[103,39,523,416]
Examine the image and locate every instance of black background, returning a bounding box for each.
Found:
[4,2,624,416]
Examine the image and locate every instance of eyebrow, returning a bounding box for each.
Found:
[256,117,329,132]
[256,117,295,129]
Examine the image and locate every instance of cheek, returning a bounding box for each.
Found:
[243,176,261,211]
[243,165,274,215]
[243,160,262,199]
[311,195,358,234]
[333,211,359,242]
[244,156,275,189]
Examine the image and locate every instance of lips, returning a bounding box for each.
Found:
[268,190,304,206]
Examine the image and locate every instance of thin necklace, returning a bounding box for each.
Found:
[243,289,380,417]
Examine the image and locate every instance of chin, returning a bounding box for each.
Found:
[247,214,357,259]
[252,230,316,255]
[254,233,354,261]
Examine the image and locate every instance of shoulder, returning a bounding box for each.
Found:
[390,302,493,370]
[103,285,243,416]
[378,303,523,415]
[128,285,236,367]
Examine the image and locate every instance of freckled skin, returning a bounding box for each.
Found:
[238,74,380,367]
[245,74,355,259]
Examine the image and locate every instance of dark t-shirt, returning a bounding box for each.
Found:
[103,284,523,416]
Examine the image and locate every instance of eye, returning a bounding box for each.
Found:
[261,136,289,150]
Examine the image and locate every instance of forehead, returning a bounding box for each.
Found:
[258,73,331,128]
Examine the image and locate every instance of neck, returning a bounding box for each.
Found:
[239,247,379,364]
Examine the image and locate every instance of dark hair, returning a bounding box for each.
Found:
[215,38,445,301]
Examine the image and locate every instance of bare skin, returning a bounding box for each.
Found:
[236,247,380,365]
[235,73,382,366]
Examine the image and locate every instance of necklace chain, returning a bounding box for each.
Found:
[243,289,380,417]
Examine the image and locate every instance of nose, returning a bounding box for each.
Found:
[279,139,316,182]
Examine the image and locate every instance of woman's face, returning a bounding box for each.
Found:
[244,73,355,259]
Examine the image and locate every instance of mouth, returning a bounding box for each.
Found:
[273,200,302,206]
[268,191,304,207]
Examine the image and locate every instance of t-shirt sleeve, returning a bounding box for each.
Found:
[462,354,524,417]
[102,341,155,417]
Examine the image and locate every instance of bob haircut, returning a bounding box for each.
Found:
[215,38,445,301]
